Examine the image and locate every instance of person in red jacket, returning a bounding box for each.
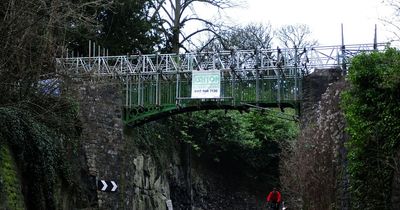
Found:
[266,187,282,210]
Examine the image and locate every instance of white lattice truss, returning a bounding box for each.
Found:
[56,43,385,81]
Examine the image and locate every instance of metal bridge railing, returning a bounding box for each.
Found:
[56,43,385,78]
[56,43,386,124]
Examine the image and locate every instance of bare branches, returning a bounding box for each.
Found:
[181,28,214,44]
[182,0,238,12]
[152,0,240,53]
[380,0,400,43]
[275,24,318,49]
[198,23,273,51]
[0,0,106,106]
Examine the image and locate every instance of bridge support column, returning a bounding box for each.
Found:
[70,79,125,208]
[300,68,342,126]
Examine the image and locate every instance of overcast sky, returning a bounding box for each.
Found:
[190,0,396,47]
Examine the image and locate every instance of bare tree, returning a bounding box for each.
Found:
[0,0,106,105]
[151,0,240,53]
[380,0,400,44]
[275,24,318,49]
[199,23,273,51]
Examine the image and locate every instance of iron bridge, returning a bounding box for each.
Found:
[56,43,384,125]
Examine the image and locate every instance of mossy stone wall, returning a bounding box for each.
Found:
[0,144,25,210]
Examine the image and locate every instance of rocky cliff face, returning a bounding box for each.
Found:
[300,68,342,128]
[281,68,351,210]
[315,79,350,210]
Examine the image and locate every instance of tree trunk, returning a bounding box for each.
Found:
[172,0,181,54]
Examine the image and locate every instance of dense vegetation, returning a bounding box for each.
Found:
[170,110,299,191]
[0,97,94,209]
[342,48,400,209]
[129,109,299,191]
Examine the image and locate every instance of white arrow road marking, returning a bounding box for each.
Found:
[101,180,108,191]
[111,181,118,191]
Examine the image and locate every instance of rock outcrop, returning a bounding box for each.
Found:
[281,68,351,210]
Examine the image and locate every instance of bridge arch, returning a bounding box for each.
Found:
[123,100,298,126]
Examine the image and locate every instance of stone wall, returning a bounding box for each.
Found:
[316,79,350,210]
[71,79,176,210]
[300,68,342,128]
[72,78,263,210]
[70,79,125,209]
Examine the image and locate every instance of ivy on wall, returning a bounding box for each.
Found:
[0,96,86,210]
[342,48,400,210]
[0,145,25,210]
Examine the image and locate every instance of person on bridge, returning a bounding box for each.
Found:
[266,187,282,210]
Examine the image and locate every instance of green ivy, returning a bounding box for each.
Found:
[342,48,400,210]
[0,145,25,210]
[0,97,83,209]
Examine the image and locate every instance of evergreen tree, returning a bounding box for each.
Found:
[66,0,162,56]
[98,0,162,54]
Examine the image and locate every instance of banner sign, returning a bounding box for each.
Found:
[191,70,221,98]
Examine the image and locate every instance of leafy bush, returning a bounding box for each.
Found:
[342,48,400,209]
[168,109,299,191]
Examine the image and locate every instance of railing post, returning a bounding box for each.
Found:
[129,79,132,110]
[294,45,298,101]
[341,24,347,75]
[277,47,281,105]
[137,56,142,106]
[256,69,259,104]
[175,54,180,106]
[92,42,95,72]
[98,45,101,73]
[156,53,160,106]
[212,51,216,70]
[255,49,260,105]
[75,57,79,74]
[374,24,378,51]
[125,58,129,107]
[88,40,92,69]
[142,56,145,105]
[233,50,240,106]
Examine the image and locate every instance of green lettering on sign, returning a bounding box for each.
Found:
[191,70,221,98]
